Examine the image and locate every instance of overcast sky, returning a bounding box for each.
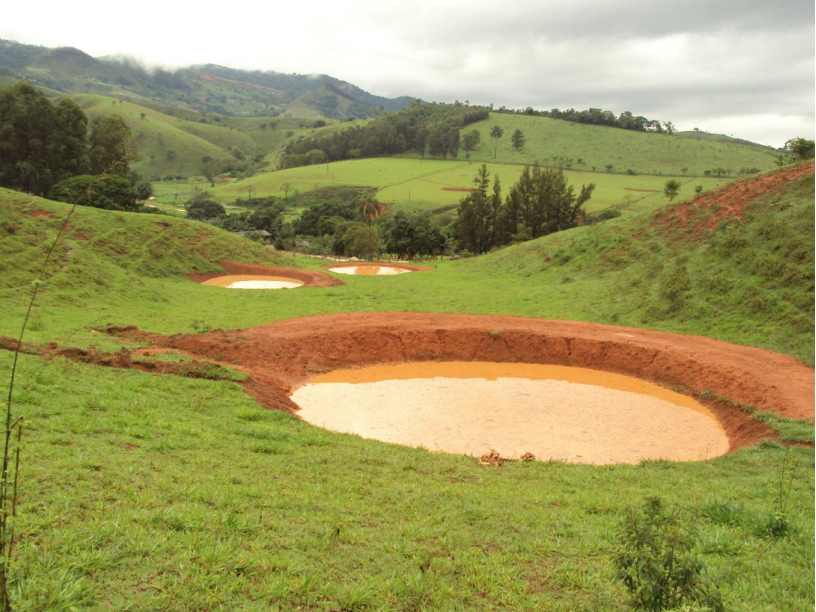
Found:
[3,0,813,147]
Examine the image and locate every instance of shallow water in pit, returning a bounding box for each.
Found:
[291,362,730,465]
[201,275,303,289]
[328,266,410,276]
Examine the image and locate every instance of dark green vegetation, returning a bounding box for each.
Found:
[0,161,813,609]
[494,105,670,133]
[615,497,725,611]
[283,102,487,164]
[0,82,142,204]
[0,40,413,119]
[457,164,595,254]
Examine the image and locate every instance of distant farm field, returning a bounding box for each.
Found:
[206,158,732,214]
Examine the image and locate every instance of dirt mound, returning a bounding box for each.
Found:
[322,262,433,273]
[656,162,814,232]
[131,313,813,453]
[189,260,341,288]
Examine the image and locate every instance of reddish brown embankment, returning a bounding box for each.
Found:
[657,161,814,231]
[189,260,342,287]
[321,262,433,273]
[141,313,814,453]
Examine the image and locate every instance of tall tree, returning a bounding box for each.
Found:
[54,98,89,179]
[462,129,481,153]
[456,165,503,253]
[785,137,815,161]
[511,128,525,150]
[490,125,504,159]
[360,200,386,228]
[88,115,133,176]
[663,179,682,201]
[0,82,70,195]
[505,165,595,239]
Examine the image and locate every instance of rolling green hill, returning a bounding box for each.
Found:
[421,112,779,177]
[0,165,812,609]
[0,39,413,118]
[71,94,356,178]
[1,162,813,608]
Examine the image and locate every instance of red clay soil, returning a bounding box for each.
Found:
[321,262,434,272]
[442,187,476,192]
[656,161,814,232]
[188,260,342,287]
[135,313,814,453]
[0,336,214,378]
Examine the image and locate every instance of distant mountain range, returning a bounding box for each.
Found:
[0,39,416,119]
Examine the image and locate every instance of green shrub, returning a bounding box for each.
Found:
[614,497,724,611]
[49,174,138,212]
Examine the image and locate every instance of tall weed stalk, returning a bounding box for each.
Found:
[1,160,130,609]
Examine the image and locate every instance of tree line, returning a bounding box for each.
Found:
[259,164,594,259]
[494,106,673,133]
[280,101,489,168]
[0,81,151,211]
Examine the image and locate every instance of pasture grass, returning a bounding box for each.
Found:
[429,113,779,176]
[0,169,813,609]
[208,157,732,215]
[4,353,813,611]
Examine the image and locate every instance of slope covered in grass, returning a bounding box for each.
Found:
[413,112,779,176]
[464,162,815,363]
[0,167,813,610]
[72,94,353,178]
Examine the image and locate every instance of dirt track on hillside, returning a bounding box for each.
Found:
[136,312,814,452]
[188,260,342,287]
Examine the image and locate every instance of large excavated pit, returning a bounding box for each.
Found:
[189,260,342,289]
[148,313,814,464]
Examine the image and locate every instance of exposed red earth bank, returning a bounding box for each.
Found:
[657,161,814,231]
[189,260,342,287]
[133,312,814,454]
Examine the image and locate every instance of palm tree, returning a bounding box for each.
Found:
[360,200,386,228]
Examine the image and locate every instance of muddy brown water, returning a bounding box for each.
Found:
[201,275,304,289]
[291,362,730,464]
[328,266,411,276]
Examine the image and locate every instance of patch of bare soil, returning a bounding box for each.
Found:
[0,336,237,380]
[189,260,342,288]
[126,313,813,453]
[656,161,814,233]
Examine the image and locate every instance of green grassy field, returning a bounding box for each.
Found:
[420,113,780,176]
[72,94,354,179]
[206,157,732,215]
[0,166,813,609]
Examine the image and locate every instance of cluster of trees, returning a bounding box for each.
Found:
[495,106,672,133]
[457,165,595,253]
[184,191,285,239]
[0,81,151,210]
[776,137,815,166]
[280,102,489,167]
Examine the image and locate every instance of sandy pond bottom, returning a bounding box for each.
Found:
[291,362,730,465]
[201,275,304,289]
[328,266,410,276]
